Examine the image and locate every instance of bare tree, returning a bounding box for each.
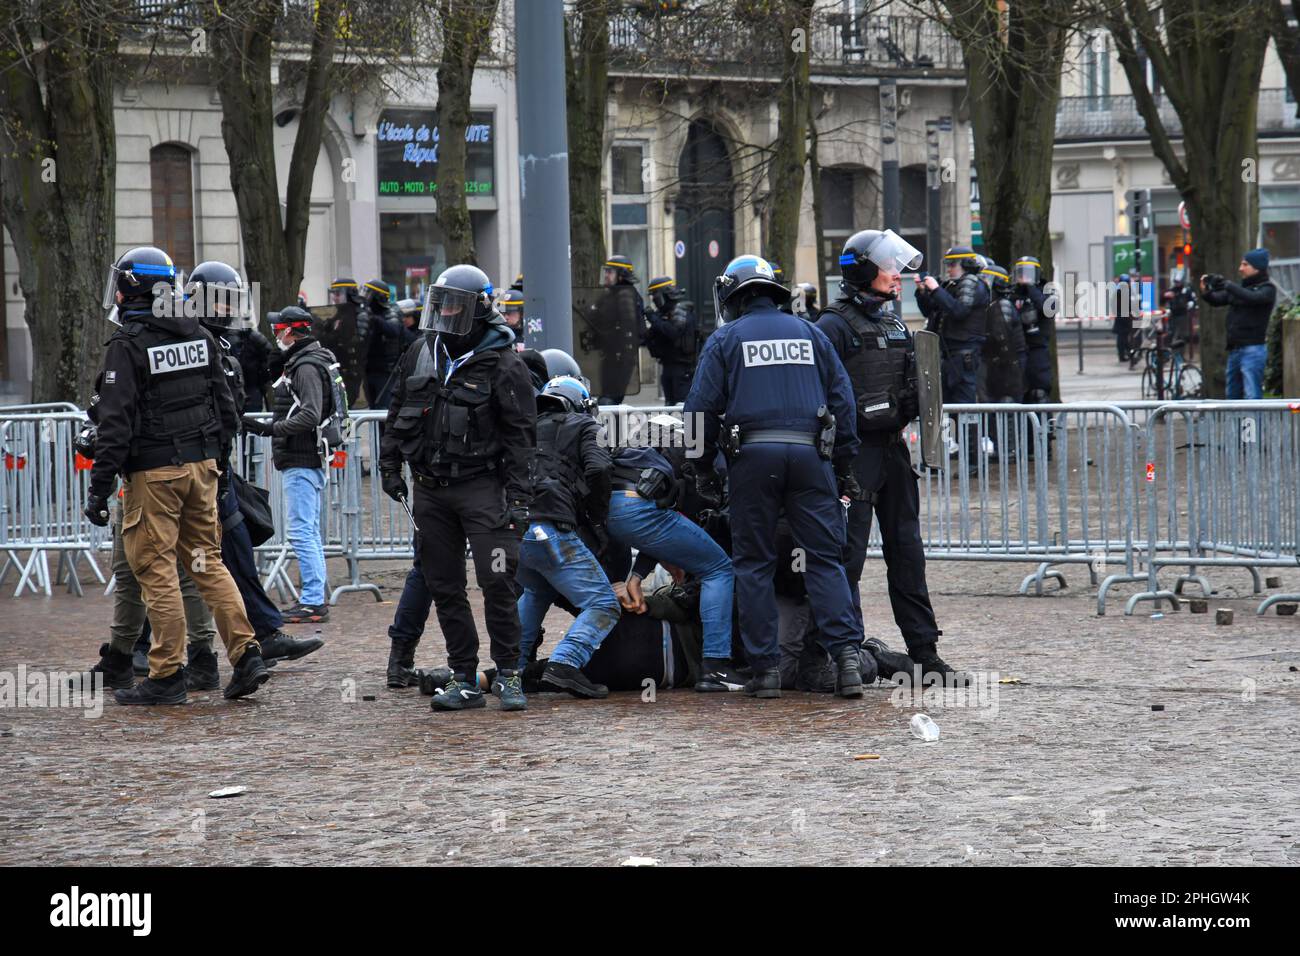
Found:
[435,0,501,266]
[1105,0,1271,396]
[761,0,816,274]
[0,0,125,403]
[1268,0,1300,117]
[565,0,611,293]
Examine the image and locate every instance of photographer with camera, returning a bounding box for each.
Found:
[1200,248,1276,399]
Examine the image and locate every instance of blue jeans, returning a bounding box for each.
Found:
[281,466,328,606]
[517,524,620,670]
[1226,344,1267,400]
[606,492,734,660]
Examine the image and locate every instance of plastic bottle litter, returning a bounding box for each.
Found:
[1150,612,1164,620]
[909,713,940,742]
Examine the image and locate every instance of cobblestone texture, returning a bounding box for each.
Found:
[2,556,1298,866]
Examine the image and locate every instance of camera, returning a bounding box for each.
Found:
[1203,273,1226,292]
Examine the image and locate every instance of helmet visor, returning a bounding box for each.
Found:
[865,230,923,274]
[102,265,121,310]
[420,286,479,335]
[1014,261,1041,285]
[188,281,255,330]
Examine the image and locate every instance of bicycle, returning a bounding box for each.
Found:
[1140,338,1202,399]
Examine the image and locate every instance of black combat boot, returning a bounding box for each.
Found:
[743,668,781,699]
[864,638,916,685]
[834,646,864,699]
[73,643,135,692]
[115,670,188,706]
[184,644,220,691]
[694,657,747,693]
[223,647,271,699]
[909,643,972,687]
[132,631,151,676]
[386,640,419,688]
[260,630,324,664]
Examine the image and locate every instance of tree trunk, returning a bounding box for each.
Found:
[808,96,827,305]
[565,0,610,295]
[1108,0,1270,397]
[435,0,500,266]
[0,3,121,404]
[765,0,815,275]
[945,0,1070,398]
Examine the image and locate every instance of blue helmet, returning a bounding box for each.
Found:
[713,254,790,324]
[539,375,593,415]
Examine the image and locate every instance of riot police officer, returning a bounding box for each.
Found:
[817,231,967,684]
[794,282,820,322]
[186,261,323,685]
[320,277,367,406]
[644,276,698,404]
[915,244,990,406]
[499,286,526,350]
[588,255,644,403]
[361,278,405,412]
[1162,266,1194,347]
[1012,256,1055,403]
[84,246,269,704]
[980,261,1026,404]
[379,264,537,713]
[684,255,866,700]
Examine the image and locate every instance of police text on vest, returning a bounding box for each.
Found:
[742,338,814,367]
[147,340,208,375]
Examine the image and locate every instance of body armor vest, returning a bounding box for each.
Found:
[982,297,1026,401]
[120,320,222,472]
[937,272,986,346]
[1017,290,1046,346]
[821,297,915,435]
[388,336,505,480]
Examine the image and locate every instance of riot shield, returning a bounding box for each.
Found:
[572,284,642,400]
[914,329,944,470]
[309,302,363,407]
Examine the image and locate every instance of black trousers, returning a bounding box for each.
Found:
[411,473,521,676]
[843,438,940,655]
[660,362,693,405]
[219,485,283,638]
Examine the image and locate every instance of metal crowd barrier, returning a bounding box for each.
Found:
[3,401,1297,618]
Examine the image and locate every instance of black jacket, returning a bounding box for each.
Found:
[365,301,406,374]
[229,328,273,411]
[89,305,237,498]
[529,409,611,527]
[1202,272,1275,349]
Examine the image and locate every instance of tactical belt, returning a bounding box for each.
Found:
[740,430,817,447]
[610,480,639,492]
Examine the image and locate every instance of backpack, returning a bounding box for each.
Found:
[287,349,352,456]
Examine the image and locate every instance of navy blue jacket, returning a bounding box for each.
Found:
[683,295,859,464]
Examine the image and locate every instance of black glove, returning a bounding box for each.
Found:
[217,468,231,499]
[380,469,408,503]
[242,415,272,437]
[84,492,110,527]
[653,476,687,511]
[693,468,723,509]
[834,461,866,501]
[508,500,531,536]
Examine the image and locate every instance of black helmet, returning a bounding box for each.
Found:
[768,262,786,285]
[540,348,583,381]
[981,261,1013,296]
[713,254,790,323]
[397,297,421,318]
[796,281,818,311]
[103,246,176,309]
[647,275,682,310]
[943,245,982,273]
[603,255,636,283]
[363,278,392,307]
[519,349,550,392]
[539,375,593,415]
[329,277,361,304]
[838,229,924,294]
[1013,256,1042,286]
[421,264,493,335]
[186,260,253,331]
[510,273,524,291]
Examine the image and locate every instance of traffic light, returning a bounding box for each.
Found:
[1125,188,1152,237]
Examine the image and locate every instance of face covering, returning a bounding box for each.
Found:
[276,329,295,352]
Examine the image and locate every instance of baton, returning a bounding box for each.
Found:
[397,492,419,532]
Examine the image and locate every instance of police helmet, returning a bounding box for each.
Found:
[510,273,524,291]
[1014,256,1042,286]
[420,264,494,336]
[944,245,983,273]
[768,262,786,285]
[838,230,924,293]
[538,375,592,415]
[363,278,392,307]
[103,246,176,310]
[186,260,254,331]
[329,277,361,304]
[397,297,421,319]
[981,261,1013,296]
[713,254,790,324]
[795,281,818,313]
[603,255,637,283]
[519,349,550,392]
[539,348,591,393]
[647,275,682,310]
[500,287,525,312]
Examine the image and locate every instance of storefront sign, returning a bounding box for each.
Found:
[377,108,495,197]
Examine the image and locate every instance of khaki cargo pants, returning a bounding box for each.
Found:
[121,460,257,679]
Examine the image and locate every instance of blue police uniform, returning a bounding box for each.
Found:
[683,295,863,672]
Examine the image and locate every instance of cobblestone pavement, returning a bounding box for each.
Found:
[2,556,1297,866]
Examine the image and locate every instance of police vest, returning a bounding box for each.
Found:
[215,334,246,412]
[938,272,987,346]
[387,336,506,480]
[982,297,1025,401]
[529,410,593,526]
[821,297,914,435]
[119,320,223,472]
[1017,291,1046,345]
